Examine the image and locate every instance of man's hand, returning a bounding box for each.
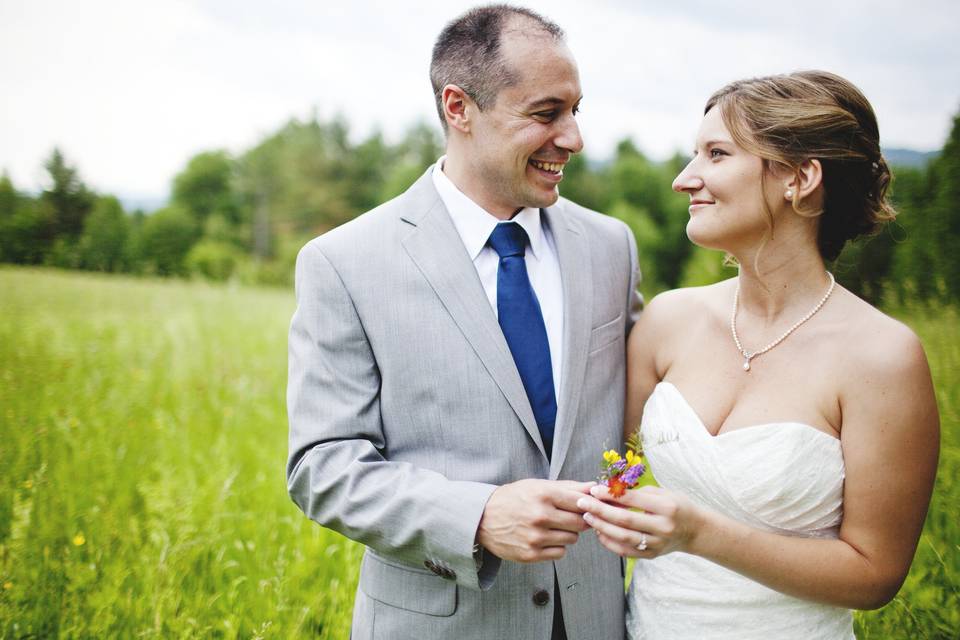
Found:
[476,479,594,563]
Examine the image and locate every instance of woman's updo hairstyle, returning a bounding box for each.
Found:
[705,70,896,261]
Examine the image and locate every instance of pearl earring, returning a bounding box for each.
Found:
[785,190,794,199]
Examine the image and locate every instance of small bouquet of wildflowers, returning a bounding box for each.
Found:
[598,432,645,498]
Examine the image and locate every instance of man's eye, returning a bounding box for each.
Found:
[534,111,557,121]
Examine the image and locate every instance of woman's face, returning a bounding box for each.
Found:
[672,106,778,254]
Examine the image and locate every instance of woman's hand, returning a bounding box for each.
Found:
[576,484,708,558]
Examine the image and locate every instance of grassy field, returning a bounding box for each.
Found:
[0,267,957,638]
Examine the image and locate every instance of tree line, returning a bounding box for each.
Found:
[1,110,958,304]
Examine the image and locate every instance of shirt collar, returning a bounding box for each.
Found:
[432,156,545,261]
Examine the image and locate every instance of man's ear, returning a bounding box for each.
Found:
[786,158,823,201]
[442,85,472,134]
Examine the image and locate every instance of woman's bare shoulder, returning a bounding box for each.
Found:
[832,291,934,423]
[629,281,735,380]
[836,291,928,378]
[639,279,735,334]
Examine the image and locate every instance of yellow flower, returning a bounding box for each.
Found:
[626,450,641,467]
[2,582,11,590]
[72,533,85,546]
[602,450,622,464]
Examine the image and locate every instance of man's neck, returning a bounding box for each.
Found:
[441,153,519,220]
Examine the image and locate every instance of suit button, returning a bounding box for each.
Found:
[424,560,441,575]
[532,589,550,606]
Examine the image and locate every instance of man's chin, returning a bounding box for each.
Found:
[526,188,560,210]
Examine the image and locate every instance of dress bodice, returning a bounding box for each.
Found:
[627,382,854,640]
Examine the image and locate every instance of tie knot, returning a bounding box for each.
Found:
[488,222,528,258]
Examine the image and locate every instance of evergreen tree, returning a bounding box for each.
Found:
[928,109,960,301]
[0,172,16,219]
[41,148,94,242]
[0,172,51,264]
[0,173,20,262]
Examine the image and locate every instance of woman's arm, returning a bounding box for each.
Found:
[583,324,939,609]
[623,290,687,442]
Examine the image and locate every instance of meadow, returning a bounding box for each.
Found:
[1,267,957,639]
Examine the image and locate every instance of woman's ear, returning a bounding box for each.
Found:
[786,158,823,202]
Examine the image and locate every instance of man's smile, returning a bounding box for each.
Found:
[529,159,566,177]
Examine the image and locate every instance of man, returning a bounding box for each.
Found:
[287,5,641,639]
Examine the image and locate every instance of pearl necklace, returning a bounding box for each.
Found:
[731,272,836,372]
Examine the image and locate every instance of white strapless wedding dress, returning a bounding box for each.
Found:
[626,382,855,640]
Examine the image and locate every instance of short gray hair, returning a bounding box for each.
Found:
[430,4,564,132]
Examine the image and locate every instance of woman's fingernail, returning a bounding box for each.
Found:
[577,497,589,510]
[583,512,594,524]
[590,485,603,497]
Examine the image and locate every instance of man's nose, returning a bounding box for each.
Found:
[556,115,584,154]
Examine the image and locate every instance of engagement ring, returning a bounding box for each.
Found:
[637,533,648,551]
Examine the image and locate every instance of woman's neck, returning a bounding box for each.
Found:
[732,241,830,324]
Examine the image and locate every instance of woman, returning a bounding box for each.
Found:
[577,71,939,639]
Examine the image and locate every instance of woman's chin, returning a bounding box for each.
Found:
[685,224,726,252]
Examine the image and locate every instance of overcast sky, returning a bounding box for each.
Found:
[2,0,958,201]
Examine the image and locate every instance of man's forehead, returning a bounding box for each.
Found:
[499,38,579,101]
[506,81,582,110]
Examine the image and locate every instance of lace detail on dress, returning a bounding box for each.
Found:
[626,382,854,640]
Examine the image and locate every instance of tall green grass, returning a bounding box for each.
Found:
[0,268,360,638]
[0,267,957,638]
[852,305,960,639]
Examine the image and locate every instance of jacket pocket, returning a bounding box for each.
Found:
[359,550,457,617]
[588,313,624,355]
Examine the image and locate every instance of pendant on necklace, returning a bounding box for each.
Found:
[742,359,751,372]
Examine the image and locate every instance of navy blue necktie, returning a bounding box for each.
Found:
[488,222,557,457]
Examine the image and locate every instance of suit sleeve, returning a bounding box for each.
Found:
[286,240,499,590]
[623,222,644,334]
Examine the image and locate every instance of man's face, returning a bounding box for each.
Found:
[464,30,583,216]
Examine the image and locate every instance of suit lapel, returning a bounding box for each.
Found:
[544,203,593,478]
[399,173,547,458]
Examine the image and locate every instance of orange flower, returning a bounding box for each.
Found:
[607,476,628,498]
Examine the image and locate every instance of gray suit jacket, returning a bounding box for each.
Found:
[287,169,642,640]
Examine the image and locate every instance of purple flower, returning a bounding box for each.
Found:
[621,463,646,487]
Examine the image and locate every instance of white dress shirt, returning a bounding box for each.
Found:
[432,157,564,399]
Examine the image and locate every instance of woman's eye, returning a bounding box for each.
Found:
[710,149,727,158]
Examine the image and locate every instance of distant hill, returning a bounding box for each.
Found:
[118,194,167,213]
[883,147,939,169]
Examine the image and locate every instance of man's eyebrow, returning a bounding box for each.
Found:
[526,96,582,110]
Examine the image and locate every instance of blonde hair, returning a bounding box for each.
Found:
[706,70,896,260]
